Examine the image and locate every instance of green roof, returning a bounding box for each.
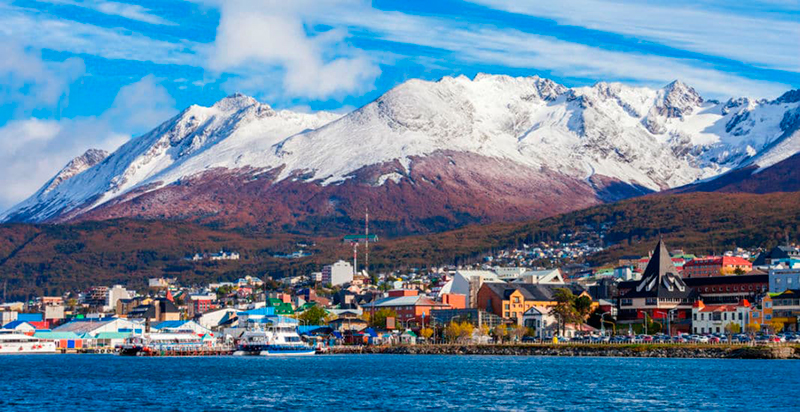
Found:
[93,332,132,340]
[343,234,378,242]
[34,331,81,340]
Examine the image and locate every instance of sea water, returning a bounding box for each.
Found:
[0,354,796,411]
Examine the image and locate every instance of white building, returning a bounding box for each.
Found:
[197,308,238,331]
[522,306,558,338]
[106,285,133,312]
[769,263,800,293]
[691,300,751,334]
[512,269,565,285]
[322,260,354,287]
[493,267,528,281]
[210,250,240,261]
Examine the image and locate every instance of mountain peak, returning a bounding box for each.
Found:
[658,80,703,118]
[776,89,800,104]
[212,93,264,112]
[44,148,108,193]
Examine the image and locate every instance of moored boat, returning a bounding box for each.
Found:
[0,330,57,354]
[234,316,315,357]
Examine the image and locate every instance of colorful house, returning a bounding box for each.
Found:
[683,256,753,278]
[691,300,750,334]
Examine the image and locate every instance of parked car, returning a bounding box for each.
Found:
[708,336,721,344]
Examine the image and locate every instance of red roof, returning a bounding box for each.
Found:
[685,256,752,267]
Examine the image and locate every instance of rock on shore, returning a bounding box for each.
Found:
[329,344,799,359]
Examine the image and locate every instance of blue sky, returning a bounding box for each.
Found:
[0,0,799,209]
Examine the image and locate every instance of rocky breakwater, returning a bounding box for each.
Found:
[332,344,799,359]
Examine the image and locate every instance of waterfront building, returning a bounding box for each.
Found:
[1,320,36,334]
[750,294,773,330]
[691,300,750,334]
[476,282,591,325]
[684,273,768,304]
[771,289,800,332]
[617,240,696,329]
[428,308,504,329]
[152,320,213,335]
[53,317,142,336]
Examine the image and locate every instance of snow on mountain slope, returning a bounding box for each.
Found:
[1,94,340,222]
[2,74,798,227]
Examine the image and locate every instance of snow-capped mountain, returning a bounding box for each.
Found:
[3,75,799,234]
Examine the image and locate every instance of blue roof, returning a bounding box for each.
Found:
[332,331,343,339]
[237,307,276,317]
[364,328,378,338]
[297,325,325,334]
[17,313,43,322]
[152,320,188,330]
[2,320,33,329]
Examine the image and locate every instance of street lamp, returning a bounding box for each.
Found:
[667,309,677,337]
[600,312,609,336]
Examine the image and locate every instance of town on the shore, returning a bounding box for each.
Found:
[2,236,800,355]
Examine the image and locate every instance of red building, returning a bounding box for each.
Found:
[683,256,752,278]
[363,289,453,328]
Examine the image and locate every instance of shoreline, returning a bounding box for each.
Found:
[326,344,800,359]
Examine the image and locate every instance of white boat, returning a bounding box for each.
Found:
[0,330,57,354]
[234,316,315,357]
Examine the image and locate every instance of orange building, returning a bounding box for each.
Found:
[476,283,593,324]
[683,256,753,278]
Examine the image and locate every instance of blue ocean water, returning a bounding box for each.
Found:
[0,354,797,411]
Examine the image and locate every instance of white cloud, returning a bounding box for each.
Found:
[303,6,790,98]
[42,0,175,25]
[468,0,800,73]
[0,75,176,210]
[0,42,85,114]
[205,0,380,99]
[0,3,199,65]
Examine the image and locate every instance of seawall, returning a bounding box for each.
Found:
[328,344,799,359]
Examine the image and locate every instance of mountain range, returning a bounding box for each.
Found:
[3,74,799,235]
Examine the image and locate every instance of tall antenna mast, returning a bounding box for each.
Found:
[352,242,358,277]
[365,207,369,274]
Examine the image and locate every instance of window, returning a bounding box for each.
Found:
[621,299,632,306]
[693,314,697,320]
[765,314,772,320]
[514,297,520,303]
[504,304,510,310]
[646,298,657,305]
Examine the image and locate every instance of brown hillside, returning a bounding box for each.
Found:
[1,192,799,299]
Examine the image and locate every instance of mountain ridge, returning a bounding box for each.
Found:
[3,74,799,234]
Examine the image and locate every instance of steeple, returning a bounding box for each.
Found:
[641,237,679,280]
